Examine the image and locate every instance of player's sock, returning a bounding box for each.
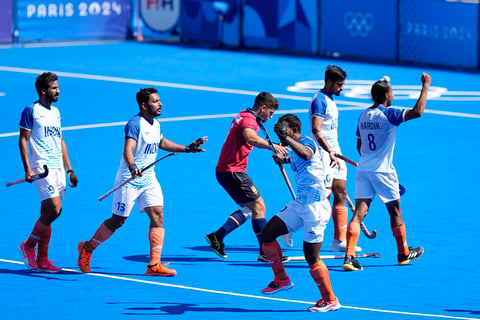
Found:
[333,205,348,241]
[309,261,336,302]
[148,227,165,265]
[346,221,360,256]
[215,209,248,241]
[262,241,287,279]
[37,224,52,260]
[85,223,114,251]
[252,218,267,255]
[25,219,49,248]
[392,224,409,256]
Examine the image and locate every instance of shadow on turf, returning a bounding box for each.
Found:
[444,309,480,315]
[107,301,305,315]
[0,267,77,281]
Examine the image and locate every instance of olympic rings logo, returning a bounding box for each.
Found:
[344,11,375,37]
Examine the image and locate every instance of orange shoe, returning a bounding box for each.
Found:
[77,241,92,273]
[146,263,177,277]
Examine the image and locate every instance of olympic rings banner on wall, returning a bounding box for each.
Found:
[0,0,13,43]
[399,0,479,69]
[319,0,397,61]
[15,0,131,43]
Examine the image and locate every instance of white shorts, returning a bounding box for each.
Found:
[34,168,66,201]
[112,181,164,217]
[276,198,331,243]
[322,149,347,188]
[354,171,400,203]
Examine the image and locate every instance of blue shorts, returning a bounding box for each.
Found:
[216,171,261,205]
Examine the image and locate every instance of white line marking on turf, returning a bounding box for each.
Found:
[1,66,479,119]
[0,258,476,320]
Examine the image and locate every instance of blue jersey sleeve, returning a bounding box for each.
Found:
[299,136,317,153]
[383,108,405,126]
[19,105,34,130]
[125,116,141,141]
[310,93,327,118]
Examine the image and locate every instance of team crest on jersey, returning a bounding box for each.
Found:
[251,185,258,195]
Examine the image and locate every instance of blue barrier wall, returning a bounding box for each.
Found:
[4,0,480,70]
[399,0,479,69]
[0,0,13,43]
[320,0,397,61]
[242,0,318,53]
[15,0,132,43]
[181,0,241,46]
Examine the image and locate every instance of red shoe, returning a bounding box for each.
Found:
[146,263,177,277]
[308,298,341,312]
[36,258,61,273]
[18,241,38,269]
[261,277,293,295]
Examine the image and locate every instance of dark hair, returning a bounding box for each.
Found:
[278,113,301,132]
[253,91,279,110]
[371,80,390,104]
[136,87,158,108]
[325,65,347,83]
[35,72,58,95]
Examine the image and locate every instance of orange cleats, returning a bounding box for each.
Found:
[77,241,92,273]
[36,258,61,273]
[146,263,177,277]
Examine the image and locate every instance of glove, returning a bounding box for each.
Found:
[274,122,288,145]
[185,137,206,153]
[67,170,78,187]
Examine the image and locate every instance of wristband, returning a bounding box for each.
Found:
[128,164,138,171]
[67,169,74,174]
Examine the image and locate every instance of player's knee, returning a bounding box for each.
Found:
[105,215,127,231]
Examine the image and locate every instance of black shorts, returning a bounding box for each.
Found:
[216,171,261,205]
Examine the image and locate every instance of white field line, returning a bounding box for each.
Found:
[0,258,476,320]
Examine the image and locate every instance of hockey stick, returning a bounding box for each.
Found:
[98,152,178,201]
[335,152,406,196]
[256,118,296,200]
[286,252,380,262]
[6,165,49,187]
[346,194,377,239]
[256,117,295,247]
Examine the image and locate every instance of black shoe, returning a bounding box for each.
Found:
[398,246,424,265]
[257,254,289,263]
[343,255,363,271]
[205,232,227,258]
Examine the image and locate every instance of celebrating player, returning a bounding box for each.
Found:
[260,114,340,312]
[205,91,289,261]
[77,87,207,276]
[309,65,361,252]
[18,72,79,272]
[343,73,431,271]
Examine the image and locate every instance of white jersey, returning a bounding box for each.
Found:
[19,101,63,170]
[116,114,164,188]
[309,89,341,152]
[290,135,328,204]
[356,106,405,172]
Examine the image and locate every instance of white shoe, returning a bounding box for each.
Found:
[331,239,362,252]
[280,232,294,247]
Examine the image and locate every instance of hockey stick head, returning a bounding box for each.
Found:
[365,230,377,239]
[29,165,49,182]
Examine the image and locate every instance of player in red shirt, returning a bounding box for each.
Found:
[206,92,289,261]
